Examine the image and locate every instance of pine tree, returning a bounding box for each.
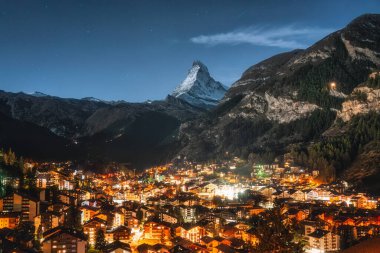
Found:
[95,229,107,250]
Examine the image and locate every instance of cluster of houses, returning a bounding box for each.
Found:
[0,160,379,252]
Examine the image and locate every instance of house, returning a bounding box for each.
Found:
[180,206,197,223]
[105,225,130,243]
[198,183,217,200]
[289,189,306,201]
[286,208,308,221]
[159,212,178,225]
[58,178,75,190]
[259,186,277,199]
[143,221,171,241]
[306,229,340,252]
[170,237,209,252]
[36,170,51,188]
[83,217,107,246]
[79,205,100,224]
[34,211,60,235]
[200,236,219,253]
[241,228,259,246]
[248,206,265,216]
[42,227,87,253]
[216,244,239,253]
[200,236,232,253]
[58,192,78,206]
[126,216,139,229]
[175,224,206,243]
[103,240,132,253]
[137,243,169,253]
[112,211,125,229]
[0,212,20,229]
[0,192,40,222]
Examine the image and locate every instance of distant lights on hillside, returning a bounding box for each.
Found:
[329,82,337,90]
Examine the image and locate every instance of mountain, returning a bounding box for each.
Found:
[0,88,204,168]
[0,14,379,177]
[178,14,380,177]
[172,61,227,108]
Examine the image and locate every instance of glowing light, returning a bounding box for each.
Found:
[131,227,143,242]
[330,82,336,90]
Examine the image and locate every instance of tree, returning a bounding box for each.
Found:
[253,208,304,253]
[3,148,16,166]
[65,206,81,229]
[136,209,143,221]
[212,196,223,206]
[95,229,107,250]
[14,221,35,244]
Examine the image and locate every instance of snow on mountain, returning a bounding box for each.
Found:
[81,97,106,103]
[29,91,50,97]
[172,61,227,108]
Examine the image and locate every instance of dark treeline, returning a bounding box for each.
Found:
[291,112,380,182]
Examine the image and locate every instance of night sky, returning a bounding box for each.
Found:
[0,0,379,102]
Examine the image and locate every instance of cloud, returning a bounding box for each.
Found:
[190,25,334,49]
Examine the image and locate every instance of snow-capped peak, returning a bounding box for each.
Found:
[171,61,227,108]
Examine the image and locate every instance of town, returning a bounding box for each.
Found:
[0,149,379,253]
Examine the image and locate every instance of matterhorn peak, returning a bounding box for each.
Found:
[171,61,227,109]
[192,60,208,71]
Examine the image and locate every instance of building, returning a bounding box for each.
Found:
[105,225,130,243]
[80,205,100,224]
[103,240,132,253]
[83,217,107,247]
[0,192,40,222]
[180,206,197,223]
[175,224,206,243]
[42,227,87,253]
[306,229,340,252]
[159,212,178,224]
[143,221,171,241]
[0,212,20,229]
[34,211,60,235]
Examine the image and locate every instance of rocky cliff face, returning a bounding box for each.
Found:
[225,92,319,123]
[338,86,380,122]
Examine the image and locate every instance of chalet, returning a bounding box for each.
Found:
[216,244,239,253]
[103,240,132,253]
[79,205,100,224]
[105,225,130,243]
[137,243,169,253]
[143,221,171,241]
[175,223,206,243]
[83,217,107,246]
[0,192,40,222]
[42,227,86,253]
[0,212,20,229]
[34,211,60,235]
[306,229,340,252]
[241,228,259,246]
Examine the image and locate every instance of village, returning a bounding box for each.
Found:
[0,153,379,253]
